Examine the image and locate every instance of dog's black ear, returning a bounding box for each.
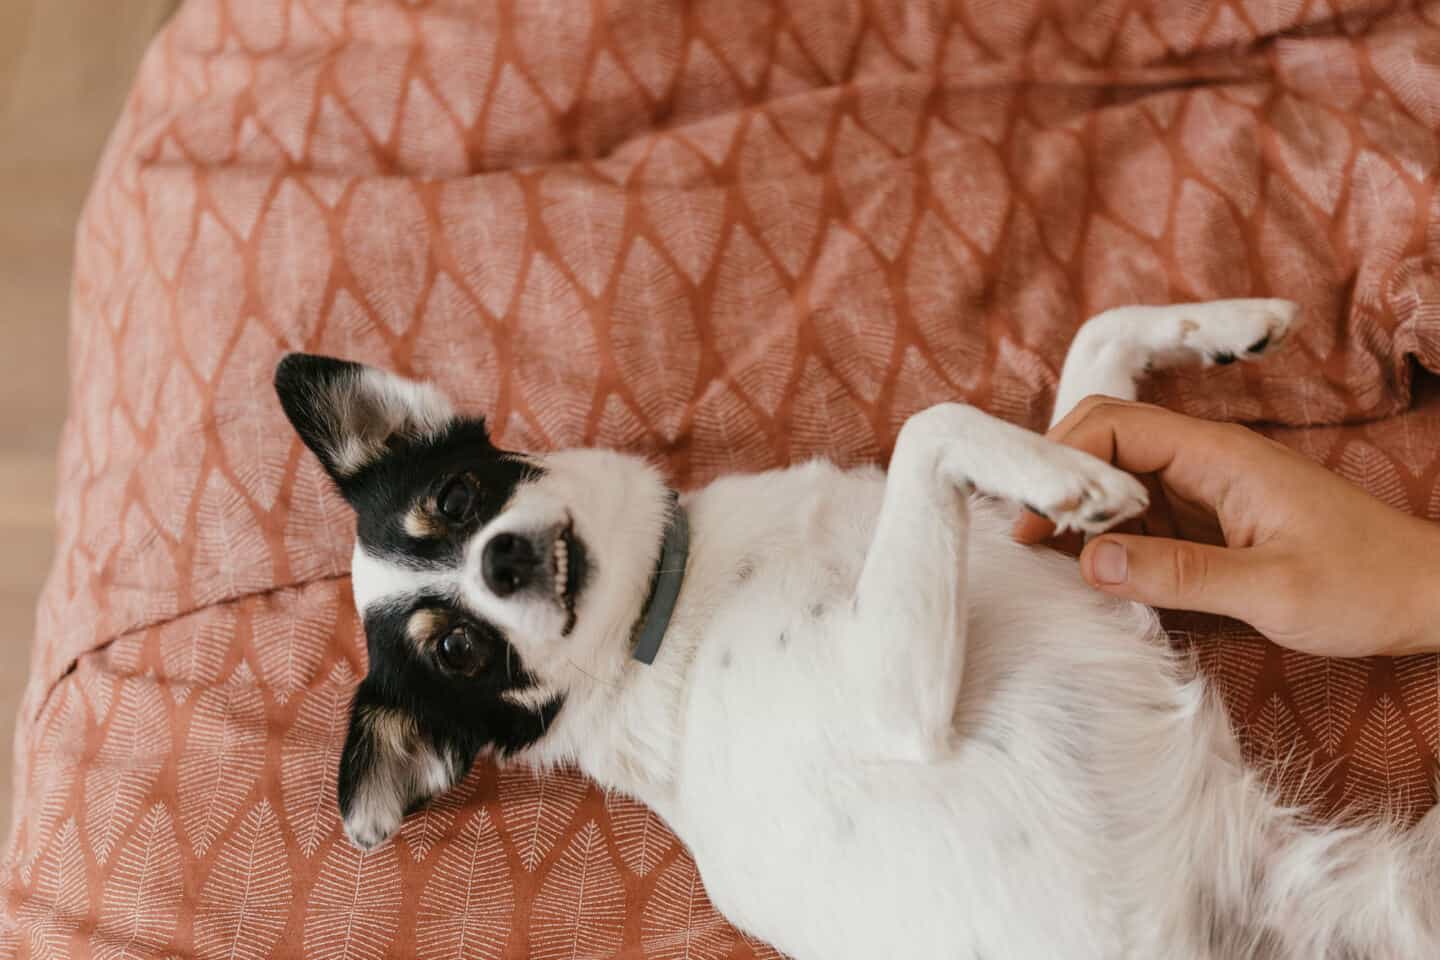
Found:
[273,353,455,494]
[337,675,466,850]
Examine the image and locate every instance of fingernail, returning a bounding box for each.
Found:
[1092,540,1128,584]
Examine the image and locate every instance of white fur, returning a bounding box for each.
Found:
[1051,298,1299,426]
[349,299,1440,958]
[351,544,454,610]
[328,367,454,474]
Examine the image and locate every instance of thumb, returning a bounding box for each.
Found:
[1079,534,1265,619]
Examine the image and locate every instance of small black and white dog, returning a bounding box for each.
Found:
[275,299,1439,960]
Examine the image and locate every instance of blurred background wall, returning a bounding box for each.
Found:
[0,0,180,829]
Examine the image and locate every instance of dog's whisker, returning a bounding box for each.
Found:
[564,657,619,689]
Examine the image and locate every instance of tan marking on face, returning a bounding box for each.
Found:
[406,608,447,647]
[362,705,417,758]
[404,504,445,539]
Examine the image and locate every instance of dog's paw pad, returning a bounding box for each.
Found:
[1212,351,1236,366]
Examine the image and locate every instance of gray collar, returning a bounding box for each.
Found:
[631,492,689,665]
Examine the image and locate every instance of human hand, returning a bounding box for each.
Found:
[1013,397,1440,658]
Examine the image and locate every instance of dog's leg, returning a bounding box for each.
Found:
[1050,298,1299,427]
[848,404,1148,756]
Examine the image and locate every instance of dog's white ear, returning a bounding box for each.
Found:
[337,677,463,850]
[273,354,454,490]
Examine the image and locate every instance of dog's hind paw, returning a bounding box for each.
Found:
[1174,298,1300,368]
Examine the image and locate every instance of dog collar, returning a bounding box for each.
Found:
[631,491,689,665]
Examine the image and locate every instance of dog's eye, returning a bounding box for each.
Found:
[437,477,474,522]
[438,627,484,675]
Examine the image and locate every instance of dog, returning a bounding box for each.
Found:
[275,298,1440,959]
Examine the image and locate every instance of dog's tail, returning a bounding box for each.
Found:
[1117,668,1440,958]
[1248,798,1440,958]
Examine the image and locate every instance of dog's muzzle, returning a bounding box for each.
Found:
[479,519,586,623]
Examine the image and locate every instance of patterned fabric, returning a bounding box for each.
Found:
[5,0,1440,956]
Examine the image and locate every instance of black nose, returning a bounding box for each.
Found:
[482,533,538,597]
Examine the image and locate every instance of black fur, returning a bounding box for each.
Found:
[274,353,367,481]
[274,353,540,552]
[353,418,537,569]
[361,597,548,725]
[337,665,563,824]
[345,596,563,766]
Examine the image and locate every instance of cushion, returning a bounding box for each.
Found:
[4,0,1439,956]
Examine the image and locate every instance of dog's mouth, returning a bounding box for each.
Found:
[552,517,588,635]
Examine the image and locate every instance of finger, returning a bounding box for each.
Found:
[1014,405,1186,544]
[1079,534,1273,620]
[1013,508,1056,544]
[1015,456,1172,545]
[1046,398,1248,512]
[1012,512,1085,555]
[1048,397,1190,474]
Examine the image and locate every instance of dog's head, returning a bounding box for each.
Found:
[274,355,671,849]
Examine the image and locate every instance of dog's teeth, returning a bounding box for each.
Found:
[553,536,568,598]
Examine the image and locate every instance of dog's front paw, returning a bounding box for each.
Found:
[903,403,1149,534]
[1012,443,1149,536]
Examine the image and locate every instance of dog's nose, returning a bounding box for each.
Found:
[482,533,538,597]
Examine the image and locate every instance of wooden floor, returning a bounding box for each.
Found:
[0,0,179,834]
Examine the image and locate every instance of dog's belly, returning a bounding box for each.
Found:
[672,484,1185,958]
[678,744,1121,958]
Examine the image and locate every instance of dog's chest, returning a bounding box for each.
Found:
[675,461,878,744]
[681,462,879,694]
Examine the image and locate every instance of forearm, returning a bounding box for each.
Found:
[1388,516,1440,657]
